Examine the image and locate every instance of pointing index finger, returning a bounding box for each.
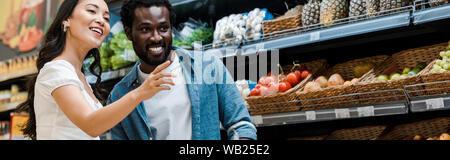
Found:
[152,61,171,74]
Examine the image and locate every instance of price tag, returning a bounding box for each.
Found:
[426,98,445,110]
[335,108,350,119]
[251,115,263,125]
[305,111,316,121]
[310,32,320,41]
[357,106,375,117]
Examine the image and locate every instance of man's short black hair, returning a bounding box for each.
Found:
[120,0,176,29]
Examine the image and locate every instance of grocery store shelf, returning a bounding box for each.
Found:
[413,3,450,25]
[243,12,411,56]
[202,7,413,58]
[86,66,133,84]
[251,101,408,127]
[0,68,37,83]
[405,80,450,113]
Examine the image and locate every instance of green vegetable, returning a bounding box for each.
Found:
[108,31,137,70]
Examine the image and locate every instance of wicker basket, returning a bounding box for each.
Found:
[262,5,303,40]
[296,55,390,111]
[415,58,450,96]
[377,116,450,140]
[326,125,388,140]
[245,59,328,115]
[356,42,448,103]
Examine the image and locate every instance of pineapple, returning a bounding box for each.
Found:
[302,0,321,26]
[366,0,380,17]
[379,0,412,13]
[429,0,449,7]
[350,0,366,19]
[320,0,349,26]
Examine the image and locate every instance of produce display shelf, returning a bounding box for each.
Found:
[405,80,450,113]
[413,1,450,25]
[86,66,133,84]
[202,6,413,58]
[251,101,408,127]
[249,89,409,127]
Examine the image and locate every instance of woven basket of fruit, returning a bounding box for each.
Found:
[262,5,303,40]
[296,55,389,111]
[245,59,328,115]
[415,41,450,96]
[377,116,450,140]
[356,42,447,103]
[326,125,388,140]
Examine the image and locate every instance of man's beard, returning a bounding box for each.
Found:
[136,40,173,66]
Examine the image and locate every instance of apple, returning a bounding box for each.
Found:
[377,75,389,81]
[314,76,328,88]
[390,72,401,80]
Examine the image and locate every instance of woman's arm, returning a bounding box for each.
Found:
[52,61,174,138]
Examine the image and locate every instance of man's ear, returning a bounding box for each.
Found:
[124,26,133,41]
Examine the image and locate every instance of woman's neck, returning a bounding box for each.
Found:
[56,35,91,71]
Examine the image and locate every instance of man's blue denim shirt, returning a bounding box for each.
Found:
[107,47,257,140]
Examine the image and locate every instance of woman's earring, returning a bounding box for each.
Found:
[63,24,68,32]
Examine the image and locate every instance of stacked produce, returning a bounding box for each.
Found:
[413,133,450,140]
[320,0,349,26]
[379,0,412,13]
[0,55,38,80]
[302,0,321,26]
[304,74,359,92]
[94,31,138,71]
[430,49,450,72]
[235,80,251,98]
[429,0,449,7]
[173,19,213,50]
[213,8,271,48]
[376,62,427,81]
[249,63,311,97]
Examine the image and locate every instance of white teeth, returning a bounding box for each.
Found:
[149,47,162,52]
[90,28,103,35]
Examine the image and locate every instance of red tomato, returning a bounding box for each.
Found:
[278,82,292,93]
[265,76,276,84]
[250,88,260,96]
[258,76,266,85]
[278,74,286,82]
[259,86,269,96]
[255,84,262,89]
[286,73,300,86]
[301,70,311,80]
[294,70,302,80]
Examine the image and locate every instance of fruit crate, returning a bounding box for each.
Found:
[377,116,450,140]
[414,59,450,96]
[296,88,408,112]
[414,0,450,10]
[356,42,447,104]
[262,5,303,40]
[296,55,390,111]
[326,125,389,140]
[245,59,328,115]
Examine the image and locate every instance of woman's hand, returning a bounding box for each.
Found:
[134,61,175,101]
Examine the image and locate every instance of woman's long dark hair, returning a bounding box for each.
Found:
[16,0,107,140]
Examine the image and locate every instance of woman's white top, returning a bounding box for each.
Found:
[34,60,102,140]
